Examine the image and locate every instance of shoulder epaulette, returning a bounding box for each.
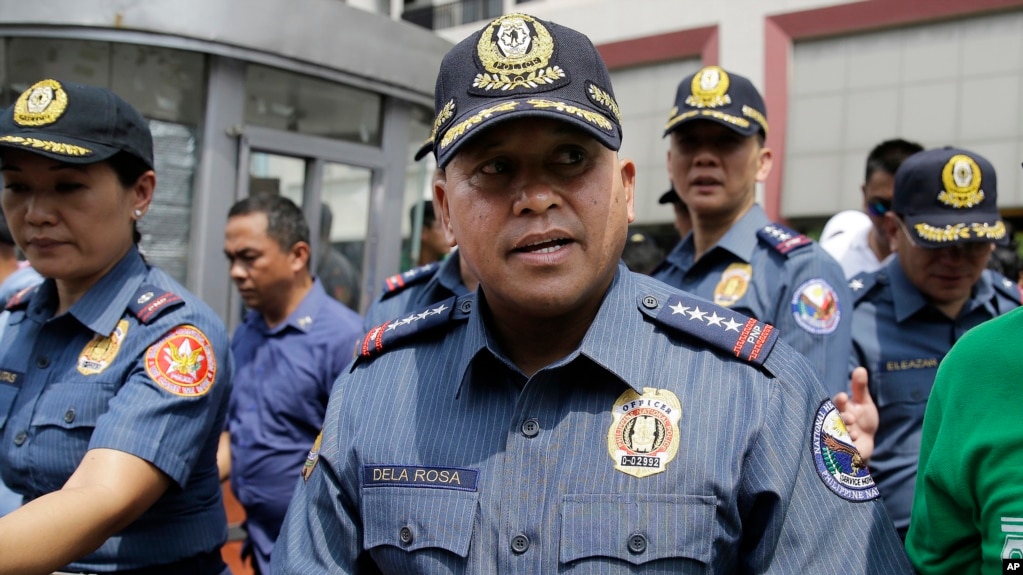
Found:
[640,291,779,368]
[757,223,813,257]
[358,294,471,361]
[847,271,882,305]
[379,262,441,299]
[128,285,184,324]
[4,284,39,311]
[990,271,1023,305]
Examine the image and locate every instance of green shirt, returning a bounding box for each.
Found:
[907,305,1023,574]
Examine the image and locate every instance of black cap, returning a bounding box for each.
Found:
[0,79,154,169]
[893,147,1007,247]
[658,184,679,204]
[663,66,768,138]
[415,13,622,168]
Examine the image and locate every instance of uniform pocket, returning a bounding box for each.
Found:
[30,380,114,430]
[363,486,478,557]
[560,493,716,566]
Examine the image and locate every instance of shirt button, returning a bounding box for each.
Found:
[399,526,414,545]
[36,357,50,369]
[520,418,540,438]
[64,409,76,424]
[642,295,658,309]
[911,390,923,401]
[459,300,473,313]
[13,431,27,446]
[628,533,648,554]
[511,534,530,554]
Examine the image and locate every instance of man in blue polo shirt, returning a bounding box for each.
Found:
[221,194,362,574]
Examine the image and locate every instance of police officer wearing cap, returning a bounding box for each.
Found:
[659,183,692,239]
[654,66,853,399]
[0,80,232,574]
[272,13,910,574]
[849,146,1020,540]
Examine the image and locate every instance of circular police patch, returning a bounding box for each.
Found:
[812,400,878,501]
[144,325,216,397]
[791,278,840,334]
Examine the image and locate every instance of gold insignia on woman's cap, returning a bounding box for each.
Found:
[686,66,731,109]
[938,154,985,208]
[13,79,69,127]
[473,14,563,92]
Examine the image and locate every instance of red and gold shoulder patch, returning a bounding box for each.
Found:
[144,325,217,397]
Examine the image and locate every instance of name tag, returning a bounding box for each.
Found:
[363,465,479,492]
[0,369,23,386]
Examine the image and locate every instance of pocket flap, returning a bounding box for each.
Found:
[30,381,113,429]
[363,486,478,557]
[560,493,715,566]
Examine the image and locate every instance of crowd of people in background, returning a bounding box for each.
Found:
[2,11,1023,575]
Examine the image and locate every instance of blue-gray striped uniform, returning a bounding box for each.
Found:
[363,255,470,331]
[273,264,910,574]
[652,204,852,392]
[847,257,1021,537]
[0,247,232,573]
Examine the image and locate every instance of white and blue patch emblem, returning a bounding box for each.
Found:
[812,400,878,501]
[791,278,840,334]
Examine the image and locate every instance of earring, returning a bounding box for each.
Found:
[134,209,144,218]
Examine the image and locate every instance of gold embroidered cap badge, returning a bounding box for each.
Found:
[938,154,985,208]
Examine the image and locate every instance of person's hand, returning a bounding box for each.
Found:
[832,367,877,462]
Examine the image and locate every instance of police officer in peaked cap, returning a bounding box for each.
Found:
[272,14,911,574]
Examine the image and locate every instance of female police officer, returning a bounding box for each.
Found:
[0,79,232,574]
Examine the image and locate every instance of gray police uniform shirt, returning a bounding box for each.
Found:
[849,256,1021,534]
[363,254,470,331]
[0,247,232,572]
[652,204,852,394]
[272,264,911,574]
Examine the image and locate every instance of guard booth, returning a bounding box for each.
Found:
[0,0,452,323]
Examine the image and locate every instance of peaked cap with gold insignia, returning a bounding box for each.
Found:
[415,13,623,168]
[663,65,768,139]
[893,147,1007,247]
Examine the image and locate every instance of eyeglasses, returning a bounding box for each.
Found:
[866,199,891,217]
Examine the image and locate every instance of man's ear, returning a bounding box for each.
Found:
[290,241,312,273]
[432,168,457,247]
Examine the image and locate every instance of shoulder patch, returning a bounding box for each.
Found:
[991,271,1023,305]
[359,294,470,360]
[812,399,879,501]
[4,284,39,311]
[791,278,841,335]
[379,262,441,298]
[144,325,217,397]
[757,223,813,257]
[643,293,779,368]
[847,271,881,305]
[128,285,184,324]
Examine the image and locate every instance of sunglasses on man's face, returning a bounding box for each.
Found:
[866,199,891,217]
